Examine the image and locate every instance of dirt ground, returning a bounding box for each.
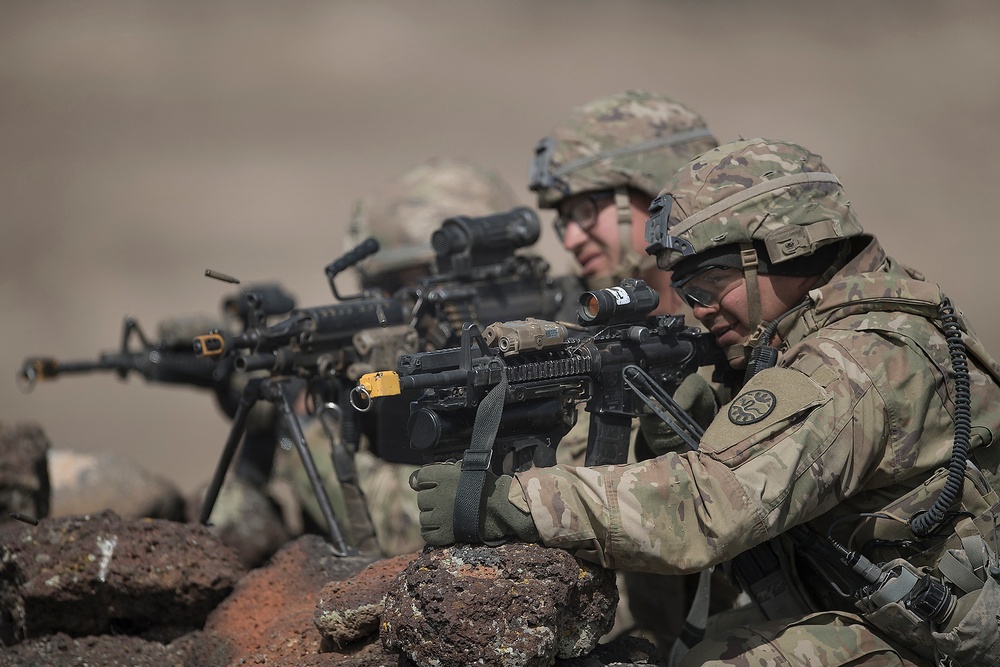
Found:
[2,0,999,495]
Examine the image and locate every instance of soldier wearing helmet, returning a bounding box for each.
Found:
[527,90,735,652]
[279,156,521,558]
[529,91,738,654]
[349,156,521,296]
[414,138,1000,665]
[528,90,719,313]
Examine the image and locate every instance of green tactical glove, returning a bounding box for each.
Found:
[636,372,718,459]
[409,461,540,546]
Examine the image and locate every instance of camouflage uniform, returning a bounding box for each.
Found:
[512,139,1000,665]
[278,157,521,557]
[530,91,739,653]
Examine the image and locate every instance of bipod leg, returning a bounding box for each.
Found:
[319,398,379,555]
[199,378,260,525]
[272,381,352,556]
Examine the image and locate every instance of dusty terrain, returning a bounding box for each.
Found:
[2,0,999,495]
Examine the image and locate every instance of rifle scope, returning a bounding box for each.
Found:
[578,278,659,326]
[431,207,540,273]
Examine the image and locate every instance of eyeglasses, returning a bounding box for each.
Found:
[672,266,743,309]
[553,191,615,241]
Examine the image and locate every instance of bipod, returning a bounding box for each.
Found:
[315,400,379,555]
[198,376,353,556]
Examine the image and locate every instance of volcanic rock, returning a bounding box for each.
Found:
[0,509,244,644]
[380,542,619,667]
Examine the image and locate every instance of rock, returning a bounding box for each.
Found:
[0,484,652,666]
[191,534,385,667]
[48,448,185,521]
[185,476,292,569]
[314,552,418,649]
[380,543,619,667]
[0,631,198,667]
[0,509,245,644]
[0,421,51,524]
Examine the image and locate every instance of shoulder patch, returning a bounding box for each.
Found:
[728,390,777,425]
[700,366,831,463]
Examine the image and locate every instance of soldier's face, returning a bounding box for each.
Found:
[690,272,816,368]
[556,190,654,280]
[556,191,619,277]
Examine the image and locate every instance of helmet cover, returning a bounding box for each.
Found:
[645,138,864,272]
[529,90,719,208]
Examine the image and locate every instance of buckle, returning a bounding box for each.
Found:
[461,449,493,472]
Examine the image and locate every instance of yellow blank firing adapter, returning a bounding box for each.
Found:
[359,371,401,397]
[193,333,226,357]
[350,371,401,412]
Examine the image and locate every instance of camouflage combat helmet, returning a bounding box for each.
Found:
[349,157,520,288]
[529,90,718,207]
[646,138,864,359]
[528,90,719,284]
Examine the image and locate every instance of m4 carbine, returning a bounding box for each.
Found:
[16,283,297,420]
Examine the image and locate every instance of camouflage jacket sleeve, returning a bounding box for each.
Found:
[511,329,934,575]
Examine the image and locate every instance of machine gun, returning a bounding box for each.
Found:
[352,278,724,468]
[16,282,297,418]
[190,206,567,554]
[194,207,565,368]
[193,207,565,459]
[405,206,567,349]
[350,278,725,541]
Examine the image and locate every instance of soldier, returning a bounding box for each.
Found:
[278,156,521,557]
[414,138,1000,666]
[528,89,718,311]
[528,90,739,653]
[350,156,522,298]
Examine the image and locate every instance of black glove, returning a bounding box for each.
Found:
[636,373,718,459]
[409,462,540,546]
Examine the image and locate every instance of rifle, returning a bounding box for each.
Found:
[350,278,725,542]
[406,206,567,349]
[194,207,564,364]
[191,206,567,554]
[194,207,566,455]
[352,277,724,467]
[16,282,297,420]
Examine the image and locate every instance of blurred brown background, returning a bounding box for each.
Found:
[3,0,999,495]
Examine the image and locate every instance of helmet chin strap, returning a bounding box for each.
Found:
[725,244,764,365]
[611,187,657,284]
[725,242,850,367]
[582,187,657,291]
